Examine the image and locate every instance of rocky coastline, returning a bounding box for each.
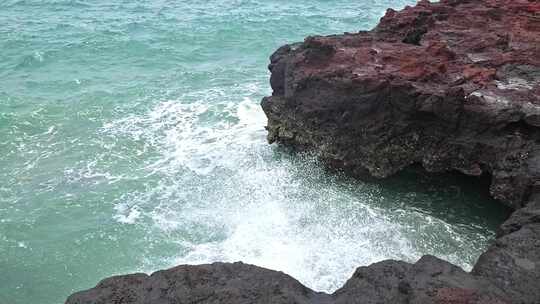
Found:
[66,0,540,303]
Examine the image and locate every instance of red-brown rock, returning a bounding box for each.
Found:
[263,0,540,209]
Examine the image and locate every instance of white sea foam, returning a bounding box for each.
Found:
[172,195,416,292]
[114,203,142,224]
[103,83,481,292]
[33,51,44,62]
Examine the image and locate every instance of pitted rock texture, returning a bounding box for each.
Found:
[473,190,540,303]
[65,262,331,304]
[66,258,512,304]
[66,1,540,303]
[262,0,540,210]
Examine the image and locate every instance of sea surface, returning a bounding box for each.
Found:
[0,1,511,303]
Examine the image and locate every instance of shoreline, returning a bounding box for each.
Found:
[66,0,540,303]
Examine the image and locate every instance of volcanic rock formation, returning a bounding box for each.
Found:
[66,0,540,303]
[262,0,540,210]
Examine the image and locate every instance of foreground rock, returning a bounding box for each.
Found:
[473,191,540,303]
[67,0,539,303]
[66,262,330,304]
[67,257,511,304]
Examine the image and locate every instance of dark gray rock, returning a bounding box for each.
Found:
[473,192,540,303]
[333,255,509,304]
[66,257,514,304]
[473,223,540,304]
[65,262,331,304]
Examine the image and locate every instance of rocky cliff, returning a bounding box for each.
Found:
[66,0,540,303]
[262,0,540,210]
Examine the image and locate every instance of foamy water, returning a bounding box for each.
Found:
[102,86,499,292]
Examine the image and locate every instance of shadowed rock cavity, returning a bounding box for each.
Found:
[66,0,540,303]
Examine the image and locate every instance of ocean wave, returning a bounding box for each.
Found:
[100,83,484,292]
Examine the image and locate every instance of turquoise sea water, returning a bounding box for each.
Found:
[0,1,511,303]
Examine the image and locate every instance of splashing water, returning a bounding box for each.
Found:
[0,1,510,303]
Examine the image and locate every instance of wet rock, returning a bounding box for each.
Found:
[65,262,331,304]
[473,191,540,303]
[262,0,540,210]
[66,257,512,304]
[333,255,509,304]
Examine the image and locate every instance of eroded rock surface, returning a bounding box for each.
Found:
[473,190,540,303]
[66,257,514,304]
[65,262,331,304]
[66,0,540,303]
[262,0,540,209]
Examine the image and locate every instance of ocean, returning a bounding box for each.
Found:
[0,1,510,303]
